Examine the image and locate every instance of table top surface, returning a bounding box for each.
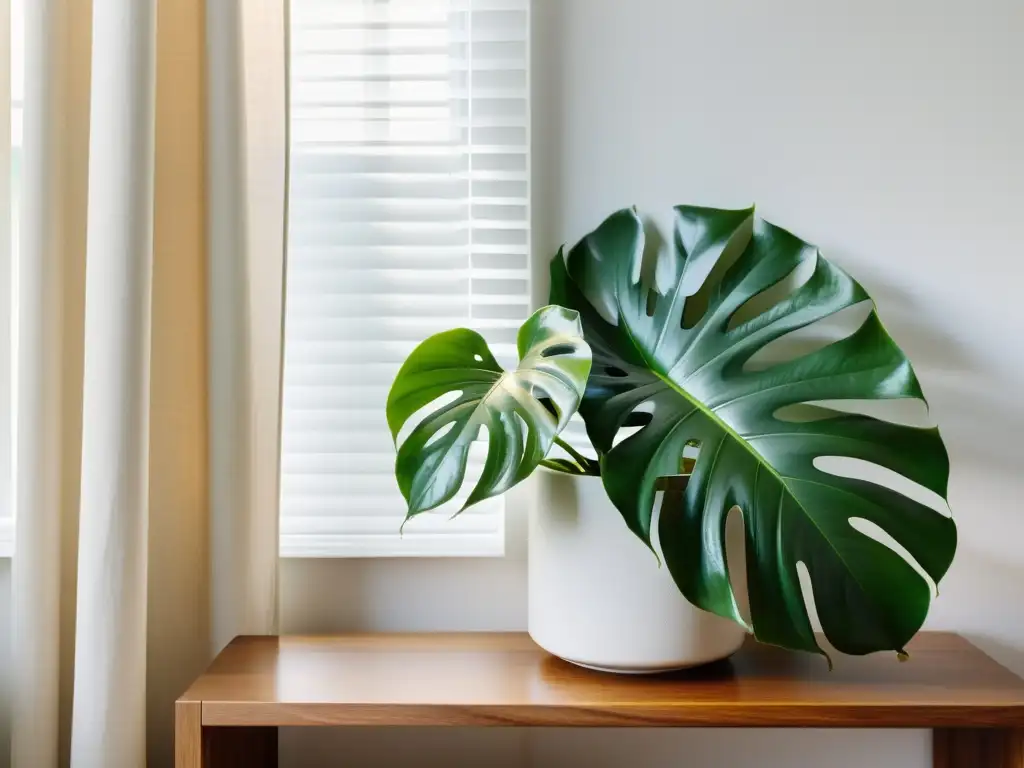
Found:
[180,632,1024,728]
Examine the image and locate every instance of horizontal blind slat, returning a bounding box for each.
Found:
[282,0,529,557]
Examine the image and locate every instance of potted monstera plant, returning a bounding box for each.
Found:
[387,205,957,672]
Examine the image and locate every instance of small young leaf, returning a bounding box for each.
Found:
[387,306,591,520]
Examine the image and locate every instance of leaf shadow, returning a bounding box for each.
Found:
[843,259,1024,473]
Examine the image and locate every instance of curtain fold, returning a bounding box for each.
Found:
[68,0,157,764]
[9,0,289,764]
[11,0,71,764]
[206,0,287,652]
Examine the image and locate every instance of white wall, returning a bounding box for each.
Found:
[530,0,1024,667]
[0,1,1019,766]
[280,0,1024,766]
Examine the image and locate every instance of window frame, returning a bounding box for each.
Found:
[279,0,533,558]
[0,0,15,558]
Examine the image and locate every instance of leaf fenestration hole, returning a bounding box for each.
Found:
[612,401,655,448]
[456,423,492,515]
[796,561,823,634]
[396,390,463,447]
[775,398,933,428]
[541,343,576,358]
[639,214,665,299]
[652,440,701,491]
[680,215,754,330]
[742,301,872,373]
[848,517,938,598]
[772,403,840,423]
[473,354,484,362]
[604,365,628,378]
[726,251,816,332]
[813,455,950,516]
[611,425,644,448]
[537,396,560,422]
[682,438,701,465]
[645,289,658,317]
[423,421,456,449]
[725,505,751,627]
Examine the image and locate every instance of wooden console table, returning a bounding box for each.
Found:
[176,632,1024,767]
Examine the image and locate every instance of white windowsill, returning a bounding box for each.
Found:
[0,521,506,559]
[280,513,505,559]
[280,532,505,559]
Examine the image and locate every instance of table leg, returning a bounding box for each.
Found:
[175,701,277,767]
[934,728,1024,767]
[176,702,203,768]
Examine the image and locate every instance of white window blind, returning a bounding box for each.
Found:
[281,0,530,557]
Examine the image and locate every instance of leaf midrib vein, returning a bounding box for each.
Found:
[407,370,513,512]
[614,291,892,642]
[408,352,574,513]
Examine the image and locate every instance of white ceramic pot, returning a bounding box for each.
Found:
[529,469,747,673]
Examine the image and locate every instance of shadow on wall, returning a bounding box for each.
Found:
[851,261,1024,472]
[845,262,1024,676]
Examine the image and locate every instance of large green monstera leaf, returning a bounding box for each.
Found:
[387,305,592,520]
[550,205,956,659]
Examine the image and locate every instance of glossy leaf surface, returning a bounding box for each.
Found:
[550,206,956,658]
[387,306,591,520]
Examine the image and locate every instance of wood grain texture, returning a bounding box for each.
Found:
[175,701,202,768]
[176,632,1024,728]
[934,728,1024,767]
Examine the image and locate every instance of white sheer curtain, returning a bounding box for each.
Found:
[206,0,288,653]
[12,0,157,764]
[8,0,288,765]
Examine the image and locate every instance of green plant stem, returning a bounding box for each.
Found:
[540,458,585,475]
[552,436,596,473]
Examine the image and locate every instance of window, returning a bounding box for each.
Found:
[0,0,21,557]
[280,0,531,557]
